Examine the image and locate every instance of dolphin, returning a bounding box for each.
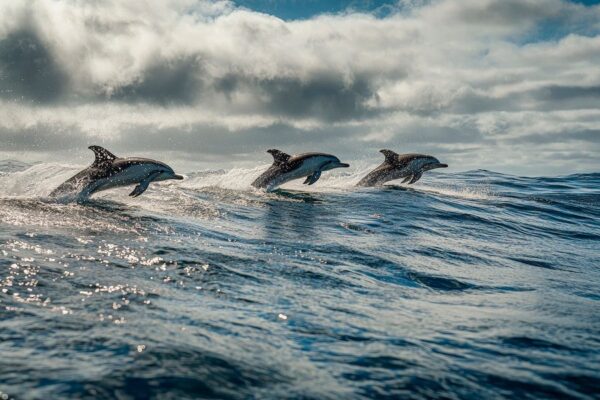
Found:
[251,149,350,191]
[50,145,183,200]
[357,149,448,187]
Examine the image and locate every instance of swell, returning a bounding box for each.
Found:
[0,163,598,248]
[2,161,600,399]
[4,161,599,199]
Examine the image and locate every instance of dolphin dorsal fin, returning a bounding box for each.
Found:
[380,149,399,164]
[89,145,117,166]
[267,149,291,165]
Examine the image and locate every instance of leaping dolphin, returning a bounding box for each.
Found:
[357,150,447,187]
[50,145,183,200]
[251,149,350,192]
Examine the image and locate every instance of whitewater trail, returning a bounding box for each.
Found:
[0,161,496,203]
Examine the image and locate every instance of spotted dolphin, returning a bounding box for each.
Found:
[357,150,448,187]
[50,145,183,200]
[251,149,350,192]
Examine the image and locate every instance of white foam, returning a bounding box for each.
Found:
[0,163,81,198]
[178,161,377,193]
[0,161,494,202]
[416,184,495,201]
[179,165,267,191]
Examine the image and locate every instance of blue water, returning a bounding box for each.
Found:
[1,160,599,399]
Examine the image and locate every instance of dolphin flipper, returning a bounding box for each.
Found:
[303,170,322,185]
[408,172,422,184]
[129,172,161,197]
[401,175,412,183]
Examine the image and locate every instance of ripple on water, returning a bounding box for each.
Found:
[1,166,599,399]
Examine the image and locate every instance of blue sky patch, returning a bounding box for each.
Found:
[234,0,600,20]
[233,0,398,20]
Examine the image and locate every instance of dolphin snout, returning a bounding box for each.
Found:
[424,162,448,171]
[338,163,350,168]
[171,174,184,180]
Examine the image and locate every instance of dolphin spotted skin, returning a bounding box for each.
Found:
[357,149,448,187]
[50,146,184,200]
[252,149,350,192]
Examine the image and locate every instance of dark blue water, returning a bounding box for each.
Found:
[1,161,599,399]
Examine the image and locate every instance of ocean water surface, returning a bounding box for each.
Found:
[0,160,599,399]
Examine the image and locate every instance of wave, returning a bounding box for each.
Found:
[0,161,499,200]
[2,160,599,400]
[0,162,598,215]
[0,162,81,198]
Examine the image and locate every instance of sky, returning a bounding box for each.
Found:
[0,0,599,175]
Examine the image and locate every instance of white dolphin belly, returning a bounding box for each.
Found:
[84,165,157,196]
[265,157,331,191]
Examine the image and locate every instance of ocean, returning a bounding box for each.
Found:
[1,160,599,399]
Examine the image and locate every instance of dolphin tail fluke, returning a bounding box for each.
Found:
[303,171,322,185]
[89,145,117,166]
[267,149,291,165]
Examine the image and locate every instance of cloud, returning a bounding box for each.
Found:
[111,55,204,104]
[0,0,599,175]
[0,29,69,102]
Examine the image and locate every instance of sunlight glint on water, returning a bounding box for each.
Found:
[1,161,599,399]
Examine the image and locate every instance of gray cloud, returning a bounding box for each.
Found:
[444,84,600,115]
[81,122,367,158]
[515,129,600,145]
[0,122,87,152]
[230,74,378,121]
[543,85,600,101]
[0,0,599,175]
[0,29,68,102]
[110,56,205,105]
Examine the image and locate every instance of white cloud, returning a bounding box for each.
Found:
[0,0,599,175]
